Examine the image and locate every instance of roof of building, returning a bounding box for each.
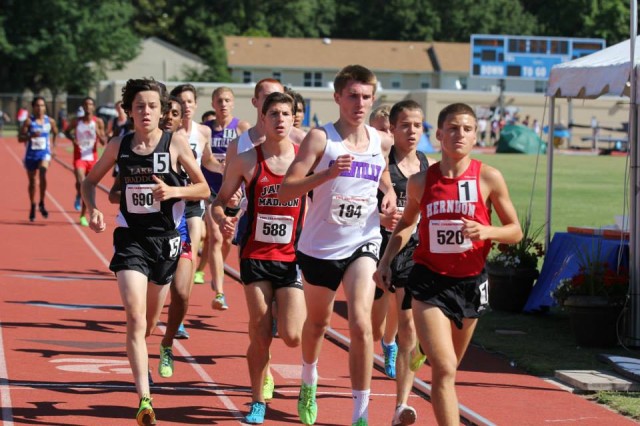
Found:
[224,36,470,74]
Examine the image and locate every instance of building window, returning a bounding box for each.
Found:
[273,71,282,82]
[243,71,252,84]
[304,72,323,87]
[535,80,546,93]
[420,79,430,89]
[389,74,402,89]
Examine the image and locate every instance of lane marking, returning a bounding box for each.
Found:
[21,301,122,310]
[5,145,245,422]
[156,325,245,422]
[8,274,112,282]
[0,320,14,425]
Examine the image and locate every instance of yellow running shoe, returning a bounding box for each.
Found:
[409,343,427,372]
[136,396,156,425]
[158,345,174,378]
[79,216,89,227]
[193,270,205,284]
[263,374,275,401]
[297,382,318,425]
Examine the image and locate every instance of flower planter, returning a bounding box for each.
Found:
[563,295,623,347]
[487,266,539,313]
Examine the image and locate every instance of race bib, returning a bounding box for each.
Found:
[125,184,160,214]
[167,236,181,258]
[428,219,473,253]
[79,140,95,161]
[479,280,489,307]
[255,213,294,244]
[30,136,46,150]
[328,194,373,227]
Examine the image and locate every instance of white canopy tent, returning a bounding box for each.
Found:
[545,32,640,345]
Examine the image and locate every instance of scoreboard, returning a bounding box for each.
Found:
[471,35,605,80]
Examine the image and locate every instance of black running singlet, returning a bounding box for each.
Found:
[116,131,185,232]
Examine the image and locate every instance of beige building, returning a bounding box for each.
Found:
[104,37,207,82]
[96,36,627,147]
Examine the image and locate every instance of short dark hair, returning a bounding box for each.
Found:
[168,96,186,118]
[261,92,294,116]
[121,78,168,116]
[201,110,216,122]
[31,96,46,107]
[170,83,198,100]
[437,103,476,129]
[389,100,423,126]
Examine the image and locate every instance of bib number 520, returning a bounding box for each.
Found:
[436,229,465,245]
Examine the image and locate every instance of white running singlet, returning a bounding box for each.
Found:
[297,123,385,259]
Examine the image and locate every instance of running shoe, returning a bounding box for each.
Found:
[244,401,266,424]
[381,340,398,379]
[352,418,368,426]
[29,204,36,222]
[193,270,205,284]
[263,374,275,401]
[175,323,190,339]
[74,195,81,211]
[297,382,318,425]
[409,343,427,372]
[158,345,174,378]
[38,202,48,219]
[79,216,89,227]
[392,404,417,426]
[136,396,156,425]
[211,293,229,311]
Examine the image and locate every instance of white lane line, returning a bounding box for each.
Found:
[0,319,14,426]
[4,145,245,423]
[156,325,245,422]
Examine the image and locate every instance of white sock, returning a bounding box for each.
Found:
[301,359,318,386]
[352,389,370,423]
[382,338,396,347]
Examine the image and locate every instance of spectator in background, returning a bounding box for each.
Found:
[0,109,10,137]
[57,106,68,137]
[477,116,487,147]
[490,119,499,145]
[532,119,541,135]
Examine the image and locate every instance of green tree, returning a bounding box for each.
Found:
[431,0,538,42]
[526,0,630,45]
[333,0,439,41]
[0,0,139,95]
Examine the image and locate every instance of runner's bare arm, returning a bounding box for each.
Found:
[210,151,253,238]
[461,164,522,244]
[278,128,338,202]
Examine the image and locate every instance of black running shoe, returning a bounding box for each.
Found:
[39,202,48,219]
[29,204,36,222]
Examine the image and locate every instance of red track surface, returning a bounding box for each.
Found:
[0,136,636,425]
